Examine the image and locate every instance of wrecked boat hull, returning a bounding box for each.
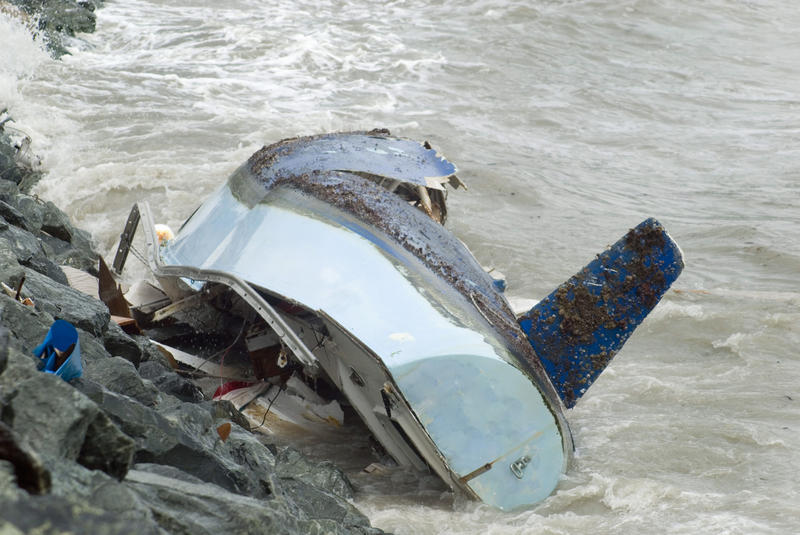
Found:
[157,165,571,509]
[117,131,682,511]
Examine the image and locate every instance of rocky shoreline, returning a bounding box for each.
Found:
[1,0,101,57]
[1,4,384,533]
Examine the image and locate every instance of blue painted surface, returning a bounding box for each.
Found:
[518,218,684,408]
[33,319,82,382]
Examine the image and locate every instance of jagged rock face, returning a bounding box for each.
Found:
[138,360,205,403]
[0,420,51,495]
[1,7,385,532]
[9,0,97,35]
[0,146,382,534]
[4,0,98,57]
[0,349,135,484]
[17,267,109,335]
[275,447,354,501]
[2,330,381,534]
[0,132,42,188]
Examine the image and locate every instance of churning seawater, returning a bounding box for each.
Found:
[2,0,799,532]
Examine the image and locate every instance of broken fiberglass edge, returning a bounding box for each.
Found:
[114,130,684,511]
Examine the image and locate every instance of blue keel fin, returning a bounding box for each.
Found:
[518,218,683,408]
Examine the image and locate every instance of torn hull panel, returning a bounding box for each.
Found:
[247,131,461,192]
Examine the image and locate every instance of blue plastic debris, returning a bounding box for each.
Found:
[33,319,82,381]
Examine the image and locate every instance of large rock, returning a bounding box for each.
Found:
[18,197,100,273]
[0,342,40,390]
[0,192,98,278]
[12,195,45,233]
[0,179,19,203]
[0,200,30,231]
[145,402,271,498]
[0,295,54,358]
[275,446,355,500]
[41,199,93,249]
[0,222,67,284]
[102,321,142,366]
[73,380,268,498]
[279,478,375,531]
[40,231,99,274]
[78,410,136,481]
[0,131,42,188]
[0,421,51,495]
[0,492,163,535]
[85,356,161,407]
[269,447,380,532]
[124,468,378,535]
[0,351,134,482]
[73,379,181,456]
[21,267,109,336]
[138,360,204,403]
[8,0,99,57]
[4,372,91,457]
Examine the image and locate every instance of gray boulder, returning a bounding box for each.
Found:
[0,421,51,495]
[8,0,98,57]
[275,446,355,500]
[0,494,164,535]
[20,267,109,336]
[0,222,67,285]
[13,195,45,233]
[0,200,30,231]
[125,467,379,535]
[0,353,134,484]
[0,460,164,535]
[0,179,19,203]
[85,356,161,407]
[102,321,142,366]
[1,370,132,478]
[133,334,174,369]
[0,295,54,357]
[147,402,270,498]
[280,477,375,531]
[78,327,113,367]
[78,409,136,481]
[72,380,267,498]
[73,379,181,456]
[138,360,204,403]
[0,131,42,188]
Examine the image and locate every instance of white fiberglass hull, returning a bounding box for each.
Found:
[159,176,571,510]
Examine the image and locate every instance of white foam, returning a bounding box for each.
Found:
[0,12,51,109]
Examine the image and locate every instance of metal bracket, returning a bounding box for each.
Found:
[112,204,141,275]
[510,455,531,479]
